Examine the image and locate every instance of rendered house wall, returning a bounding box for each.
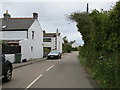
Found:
[19,20,43,61]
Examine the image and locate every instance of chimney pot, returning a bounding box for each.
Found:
[33,13,38,19]
[43,30,46,34]
[3,10,11,19]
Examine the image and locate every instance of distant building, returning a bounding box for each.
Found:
[43,29,62,56]
[72,42,79,48]
[0,10,43,62]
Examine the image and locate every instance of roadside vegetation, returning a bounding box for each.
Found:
[69,1,120,88]
[0,40,7,45]
[62,36,79,53]
[62,36,72,53]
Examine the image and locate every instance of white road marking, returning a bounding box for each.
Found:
[46,65,54,71]
[25,65,54,89]
[25,74,43,90]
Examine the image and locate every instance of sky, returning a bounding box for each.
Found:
[0,0,119,45]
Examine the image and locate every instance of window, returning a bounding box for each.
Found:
[2,25,7,29]
[43,38,51,42]
[31,46,33,51]
[32,31,34,39]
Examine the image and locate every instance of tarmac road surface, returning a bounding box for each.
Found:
[2,51,98,89]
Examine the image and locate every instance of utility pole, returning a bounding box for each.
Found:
[87,3,89,13]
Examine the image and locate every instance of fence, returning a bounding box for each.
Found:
[2,45,21,54]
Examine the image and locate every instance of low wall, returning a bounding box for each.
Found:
[5,54,15,63]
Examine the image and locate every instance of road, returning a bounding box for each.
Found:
[2,52,98,88]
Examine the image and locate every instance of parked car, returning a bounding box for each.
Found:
[0,54,13,81]
[47,50,61,59]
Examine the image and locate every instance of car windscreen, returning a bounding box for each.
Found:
[49,51,59,54]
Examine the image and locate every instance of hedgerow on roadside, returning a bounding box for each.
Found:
[69,1,120,88]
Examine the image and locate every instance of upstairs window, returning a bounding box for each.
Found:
[32,31,34,39]
[31,46,33,51]
[43,38,51,42]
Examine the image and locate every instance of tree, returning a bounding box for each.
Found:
[62,36,72,53]
[0,40,8,45]
[69,12,93,44]
[63,36,68,43]
[68,1,120,88]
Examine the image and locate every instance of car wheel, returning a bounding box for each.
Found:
[3,67,12,82]
[57,56,59,59]
[60,56,61,59]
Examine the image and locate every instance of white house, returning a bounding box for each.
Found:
[72,41,79,48]
[43,29,62,55]
[0,10,43,62]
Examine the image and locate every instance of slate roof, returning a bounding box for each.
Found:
[0,18,35,31]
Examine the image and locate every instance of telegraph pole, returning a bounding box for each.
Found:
[87,3,89,13]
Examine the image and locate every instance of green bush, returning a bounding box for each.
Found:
[62,43,72,53]
[71,47,78,51]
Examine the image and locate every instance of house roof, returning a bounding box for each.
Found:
[2,40,21,44]
[72,42,79,47]
[1,18,35,31]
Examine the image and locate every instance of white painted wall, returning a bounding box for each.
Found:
[43,37,56,50]
[19,20,43,61]
[0,32,2,40]
[0,31,27,40]
[43,35,62,53]
[5,54,15,63]
[72,42,79,48]
[57,35,62,53]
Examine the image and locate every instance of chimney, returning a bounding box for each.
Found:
[3,10,11,19]
[56,28,60,36]
[43,30,46,34]
[33,13,38,19]
[56,28,58,33]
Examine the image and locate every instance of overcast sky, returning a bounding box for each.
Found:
[0,0,119,45]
